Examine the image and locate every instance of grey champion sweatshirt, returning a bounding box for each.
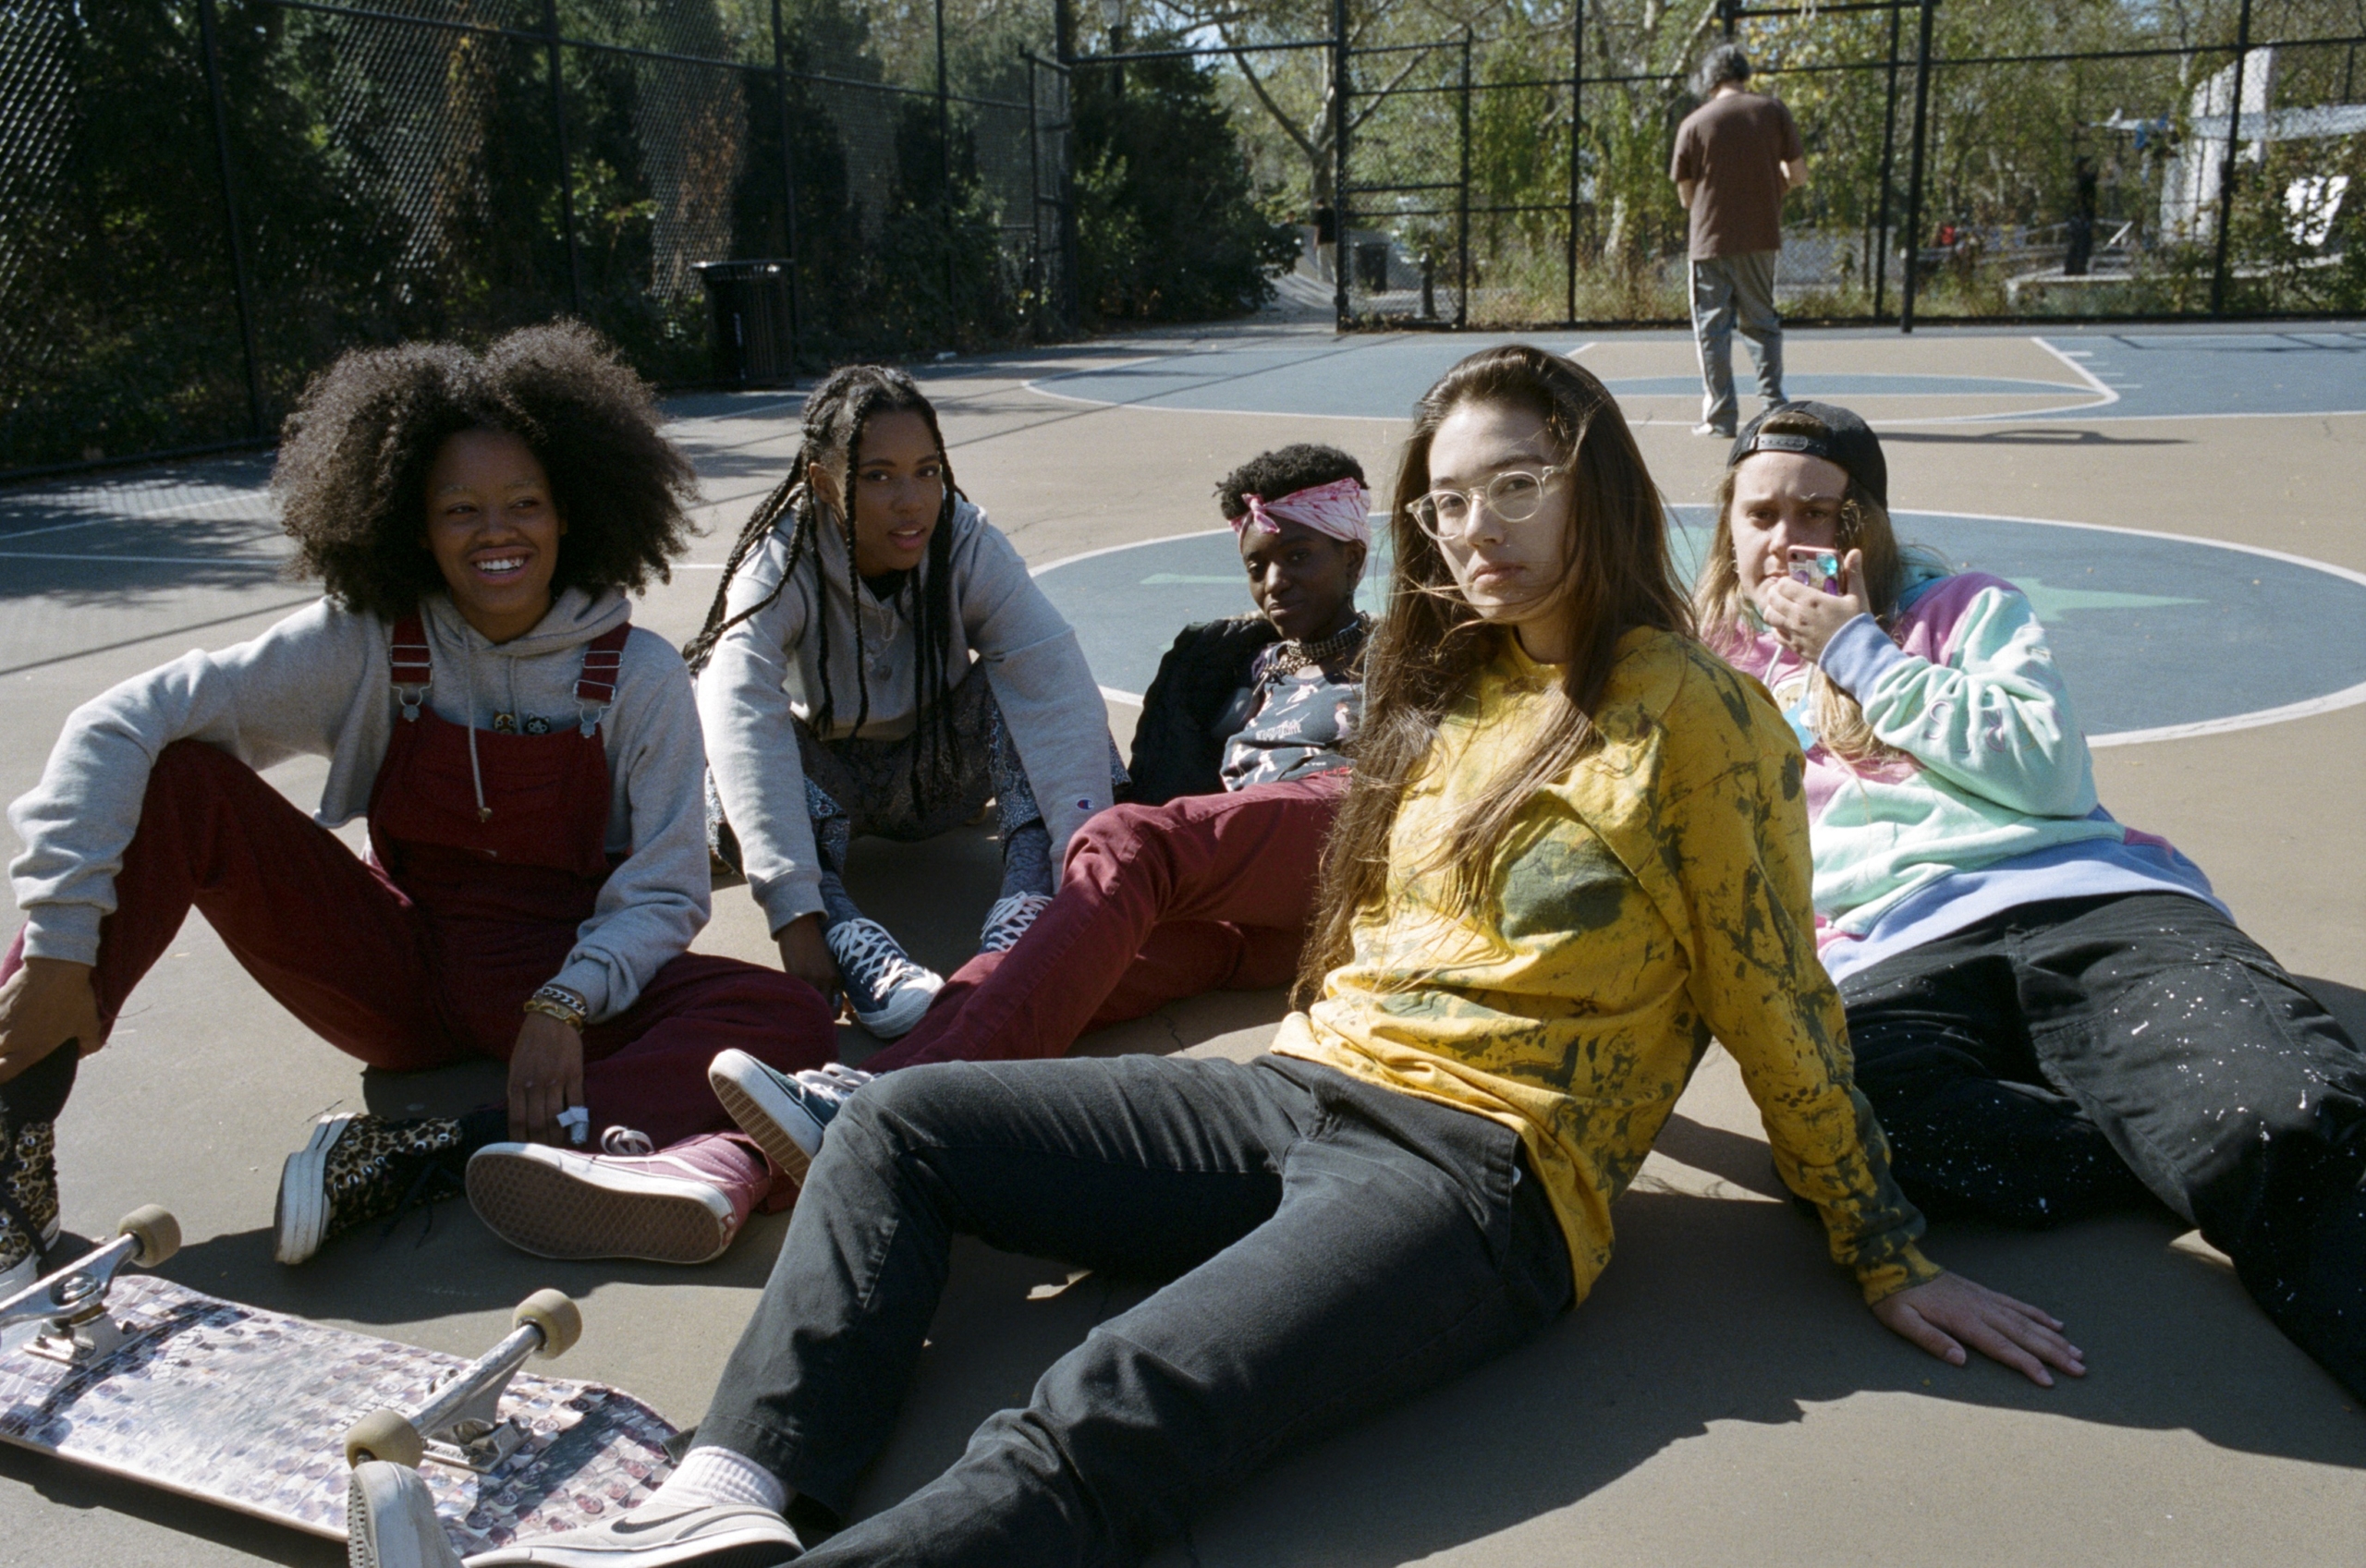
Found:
[7,588,708,1022]
[696,495,1115,934]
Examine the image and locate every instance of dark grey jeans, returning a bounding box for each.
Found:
[1843,892,2366,1399]
[698,1051,1573,1567]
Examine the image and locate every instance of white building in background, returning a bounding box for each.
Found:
[2157,47,2366,247]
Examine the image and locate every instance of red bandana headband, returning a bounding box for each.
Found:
[1231,477,1372,546]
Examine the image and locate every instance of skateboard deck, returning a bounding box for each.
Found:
[0,1273,677,1553]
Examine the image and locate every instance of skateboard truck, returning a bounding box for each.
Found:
[0,1207,180,1364]
[343,1288,581,1474]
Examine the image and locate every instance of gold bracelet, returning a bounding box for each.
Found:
[521,993,586,1031]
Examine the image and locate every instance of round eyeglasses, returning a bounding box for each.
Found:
[1407,466,1568,541]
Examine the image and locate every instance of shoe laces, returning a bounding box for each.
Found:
[980,893,1053,954]
[793,1064,871,1111]
[601,1126,655,1157]
[829,920,929,998]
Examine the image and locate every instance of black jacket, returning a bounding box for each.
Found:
[1125,615,1280,806]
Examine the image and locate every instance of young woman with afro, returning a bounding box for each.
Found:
[688,365,1121,1042]
[0,324,835,1287]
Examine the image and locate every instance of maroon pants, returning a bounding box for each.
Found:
[1,741,834,1148]
[868,772,1348,1072]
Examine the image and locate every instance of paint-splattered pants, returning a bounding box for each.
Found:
[1843,892,2366,1399]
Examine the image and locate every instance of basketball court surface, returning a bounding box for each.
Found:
[1,319,2361,1564]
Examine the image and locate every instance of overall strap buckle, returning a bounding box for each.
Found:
[574,625,629,736]
[390,613,432,723]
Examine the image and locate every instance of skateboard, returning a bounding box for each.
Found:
[0,1208,678,1554]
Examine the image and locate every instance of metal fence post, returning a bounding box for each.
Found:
[1053,2,1081,330]
[936,0,957,344]
[1027,53,1043,331]
[1872,0,1903,320]
[1566,0,1582,325]
[542,0,584,317]
[1457,26,1471,328]
[1898,0,1935,334]
[195,0,266,441]
[772,0,801,370]
[1332,0,1349,329]
[2210,0,2255,316]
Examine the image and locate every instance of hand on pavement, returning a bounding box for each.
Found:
[1872,1270,2086,1387]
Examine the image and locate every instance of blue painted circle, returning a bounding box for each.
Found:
[1040,508,2366,738]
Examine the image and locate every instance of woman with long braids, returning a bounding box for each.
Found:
[689,366,1119,1040]
[350,345,2080,1568]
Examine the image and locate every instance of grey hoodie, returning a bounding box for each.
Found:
[697,496,1114,933]
[7,588,707,1021]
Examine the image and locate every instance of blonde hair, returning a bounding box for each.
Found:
[1691,408,1921,763]
[1296,345,1691,1001]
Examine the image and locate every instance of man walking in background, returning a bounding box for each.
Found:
[1671,43,1807,437]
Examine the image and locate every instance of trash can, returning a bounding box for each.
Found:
[694,260,796,385]
[1354,241,1391,293]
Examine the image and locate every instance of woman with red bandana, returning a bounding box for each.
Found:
[706,444,1374,1180]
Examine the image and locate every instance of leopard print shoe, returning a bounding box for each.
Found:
[274,1112,470,1265]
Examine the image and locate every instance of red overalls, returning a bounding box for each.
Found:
[1,615,834,1148]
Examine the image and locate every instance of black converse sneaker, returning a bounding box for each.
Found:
[824,918,942,1039]
[275,1112,482,1265]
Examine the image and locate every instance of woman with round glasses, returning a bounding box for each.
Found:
[686,366,1120,1043]
[358,343,2080,1568]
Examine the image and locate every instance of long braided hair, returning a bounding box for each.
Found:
[684,365,966,810]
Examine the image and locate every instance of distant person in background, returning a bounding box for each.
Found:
[1671,43,1807,438]
[707,444,1372,1180]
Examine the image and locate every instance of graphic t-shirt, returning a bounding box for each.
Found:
[1216,641,1362,790]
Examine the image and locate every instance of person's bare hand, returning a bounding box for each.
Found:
[1755,547,1869,661]
[507,1014,586,1145]
[0,956,104,1085]
[1872,1270,2085,1387]
[775,914,841,1011]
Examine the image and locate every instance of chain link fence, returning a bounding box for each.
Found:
[0,0,1070,478]
[11,1,2365,477]
[1282,0,2366,330]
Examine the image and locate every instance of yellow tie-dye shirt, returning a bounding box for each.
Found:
[1274,626,1938,1305]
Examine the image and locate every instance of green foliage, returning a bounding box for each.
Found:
[1072,40,1301,322]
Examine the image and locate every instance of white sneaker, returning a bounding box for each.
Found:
[347,1460,462,1568]
[463,1500,802,1564]
[978,892,1054,954]
[824,918,941,1039]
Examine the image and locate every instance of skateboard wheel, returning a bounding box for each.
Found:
[344,1407,424,1469]
[116,1206,180,1268]
[514,1289,581,1360]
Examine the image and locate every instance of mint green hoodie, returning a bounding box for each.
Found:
[1725,566,2126,938]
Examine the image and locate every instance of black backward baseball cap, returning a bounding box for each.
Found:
[1726,401,1888,510]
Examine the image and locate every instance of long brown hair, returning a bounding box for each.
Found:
[1691,407,1926,762]
[1296,344,1690,999]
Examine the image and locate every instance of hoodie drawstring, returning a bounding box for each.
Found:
[464,658,491,822]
